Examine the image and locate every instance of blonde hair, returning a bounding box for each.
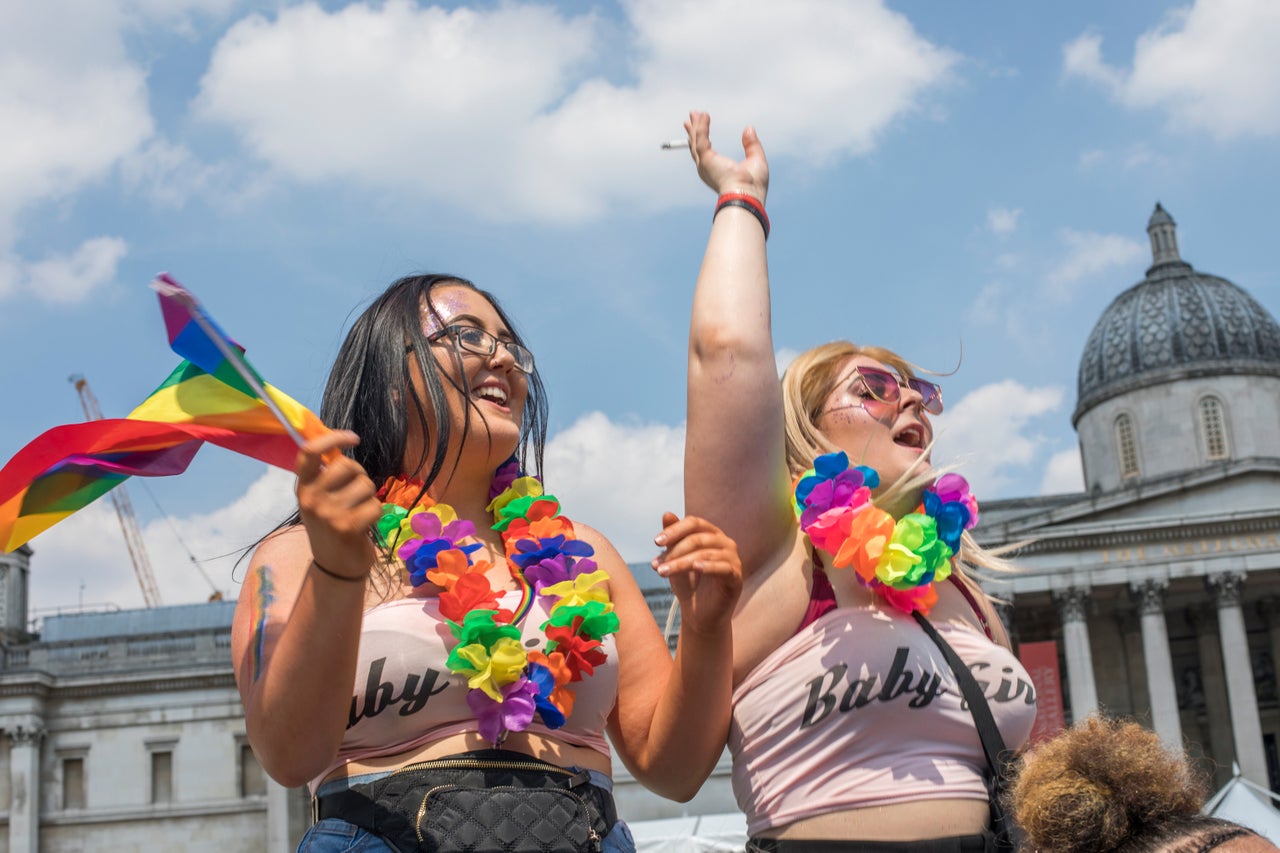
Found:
[781,340,1018,645]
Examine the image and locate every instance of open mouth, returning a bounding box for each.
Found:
[894,424,926,449]
[473,384,509,407]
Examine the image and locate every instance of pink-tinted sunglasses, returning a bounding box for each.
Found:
[854,366,944,415]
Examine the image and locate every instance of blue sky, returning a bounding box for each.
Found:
[3,0,1278,614]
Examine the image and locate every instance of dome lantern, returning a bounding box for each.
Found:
[1147,202,1182,269]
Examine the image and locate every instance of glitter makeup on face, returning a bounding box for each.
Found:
[422,287,471,336]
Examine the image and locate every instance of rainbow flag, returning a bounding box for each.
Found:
[0,276,328,552]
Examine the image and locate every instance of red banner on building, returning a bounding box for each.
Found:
[1019,640,1066,745]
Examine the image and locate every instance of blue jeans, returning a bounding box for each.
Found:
[298,819,395,852]
[298,816,635,852]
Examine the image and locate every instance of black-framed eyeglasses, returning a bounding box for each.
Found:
[425,324,535,374]
[855,366,944,415]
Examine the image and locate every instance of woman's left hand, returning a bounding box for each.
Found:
[652,512,742,636]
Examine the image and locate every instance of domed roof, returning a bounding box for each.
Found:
[1074,204,1280,424]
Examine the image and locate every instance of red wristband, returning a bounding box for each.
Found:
[714,192,769,240]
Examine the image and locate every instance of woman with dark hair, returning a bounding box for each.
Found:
[679,111,1037,852]
[1011,716,1278,853]
[231,274,742,852]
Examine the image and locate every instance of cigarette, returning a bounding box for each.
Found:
[660,139,690,150]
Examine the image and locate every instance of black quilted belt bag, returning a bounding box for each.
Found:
[314,748,617,853]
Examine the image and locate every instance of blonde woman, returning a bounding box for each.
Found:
[681,111,1037,852]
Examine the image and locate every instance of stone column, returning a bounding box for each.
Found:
[1186,605,1234,782]
[994,601,1016,646]
[1054,587,1097,721]
[7,723,44,853]
[1206,572,1267,786]
[1131,580,1182,749]
[267,777,288,853]
[1258,598,1280,706]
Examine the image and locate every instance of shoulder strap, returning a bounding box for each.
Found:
[912,611,1010,777]
[948,573,994,641]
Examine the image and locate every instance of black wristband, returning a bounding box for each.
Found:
[310,559,367,584]
[714,197,770,240]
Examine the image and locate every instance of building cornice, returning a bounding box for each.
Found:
[0,669,234,699]
[978,509,1280,554]
[23,797,267,828]
[975,457,1280,542]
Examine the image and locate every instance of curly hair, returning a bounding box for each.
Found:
[1010,716,1265,853]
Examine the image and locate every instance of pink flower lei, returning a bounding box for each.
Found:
[375,458,619,744]
[792,451,979,615]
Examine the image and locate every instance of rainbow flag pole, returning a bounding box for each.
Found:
[151,273,305,448]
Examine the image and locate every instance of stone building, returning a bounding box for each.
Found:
[976,204,1280,791]
[0,544,302,852]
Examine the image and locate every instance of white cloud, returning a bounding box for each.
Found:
[1045,229,1145,296]
[930,380,1065,496]
[195,0,956,222]
[124,0,245,28]
[0,7,153,222]
[542,411,684,565]
[1062,32,1122,89]
[118,139,241,209]
[1078,148,1106,170]
[1063,0,1280,139]
[0,3,157,303]
[966,281,1007,327]
[26,466,296,614]
[987,207,1022,235]
[1040,447,1084,495]
[6,237,129,304]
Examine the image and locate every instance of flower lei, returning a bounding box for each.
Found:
[792,451,979,615]
[376,458,619,745]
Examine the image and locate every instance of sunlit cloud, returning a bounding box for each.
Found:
[987,207,1022,235]
[195,0,957,222]
[931,380,1066,497]
[1063,0,1280,139]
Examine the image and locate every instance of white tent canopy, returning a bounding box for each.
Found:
[1205,764,1280,845]
[629,812,748,852]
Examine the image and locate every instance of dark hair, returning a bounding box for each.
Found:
[238,274,547,583]
[265,273,547,538]
[1011,716,1264,853]
[319,273,547,489]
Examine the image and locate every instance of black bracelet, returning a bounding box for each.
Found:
[714,197,770,240]
[310,559,367,584]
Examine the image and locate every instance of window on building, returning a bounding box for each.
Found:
[1199,396,1229,460]
[62,756,85,810]
[151,750,173,804]
[1115,413,1139,478]
[239,742,266,797]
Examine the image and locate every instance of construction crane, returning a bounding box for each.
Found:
[69,374,163,608]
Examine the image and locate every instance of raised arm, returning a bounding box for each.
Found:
[602,513,740,801]
[230,431,382,786]
[683,111,795,576]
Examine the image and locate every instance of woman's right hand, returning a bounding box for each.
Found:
[295,430,382,581]
[683,110,769,203]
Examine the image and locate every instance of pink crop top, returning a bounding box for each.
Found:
[308,588,619,793]
[730,605,1036,835]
